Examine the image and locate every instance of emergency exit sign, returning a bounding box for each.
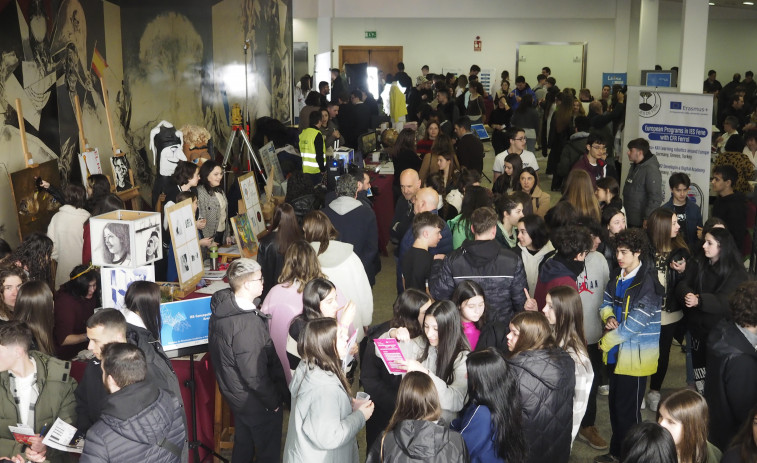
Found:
[365,31,377,39]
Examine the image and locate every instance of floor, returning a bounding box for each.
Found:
[241,142,689,463]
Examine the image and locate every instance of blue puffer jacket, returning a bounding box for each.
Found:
[451,404,503,463]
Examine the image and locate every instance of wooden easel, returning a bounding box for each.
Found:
[100,74,140,210]
[15,98,36,168]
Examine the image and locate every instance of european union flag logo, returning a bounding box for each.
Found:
[670,101,682,110]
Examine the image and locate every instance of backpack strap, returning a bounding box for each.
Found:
[157,437,182,459]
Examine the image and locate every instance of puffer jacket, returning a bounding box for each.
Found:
[704,320,757,451]
[430,239,527,326]
[284,362,365,463]
[507,347,575,463]
[209,288,288,413]
[289,193,322,226]
[599,260,664,376]
[623,152,663,227]
[80,381,185,463]
[367,420,469,463]
[0,351,77,462]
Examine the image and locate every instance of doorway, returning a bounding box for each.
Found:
[339,46,403,80]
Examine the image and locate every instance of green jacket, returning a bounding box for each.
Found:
[0,351,77,462]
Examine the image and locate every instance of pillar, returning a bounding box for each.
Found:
[678,0,709,93]
[614,0,632,73]
[637,0,659,73]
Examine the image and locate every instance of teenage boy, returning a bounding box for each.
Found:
[402,212,445,291]
[662,172,703,248]
[594,229,663,463]
[711,164,746,247]
[494,195,524,249]
[493,126,539,181]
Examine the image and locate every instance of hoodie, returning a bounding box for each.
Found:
[623,152,663,227]
[533,255,582,309]
[310,241,374,338]
[323,196,381,285]
[80,381,186,463]
[367,420,469,463]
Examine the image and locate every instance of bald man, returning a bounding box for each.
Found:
[390,169,422,247]
[396,187,453,293]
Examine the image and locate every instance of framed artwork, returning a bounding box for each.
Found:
[165,199,204,289]
[231,212,258,258]
[78,148,103,187]
[90,210,162,268]
[110,155,134,192]
[237,171,266,235]
[101,265,156,310]
[260,141,285,184]
[9,160,62,240]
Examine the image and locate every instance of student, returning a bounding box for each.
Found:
[506,311,575,463]
[542,286,594,444]
[514,214,555,294]
[657,389,722,463]
[53,265,99,360]
[595,176,623,212]
[710,164,746,247]
[620,422,678,463]
[452,280,509,352]
[452,348,526,463]
[0,321,77,463]
[47,183,90,288]
[491,153,523,195]
[12,281,56,356]
[663,172,703,248]
[257,203,303,300]
[396,300,470,423]
[645,208,689,412]
[704,280,757,451]
[596,228,663,463]
[493,126,539,181]
[720,406,757,463]
[0,267,25,323]
[676,227,747,394]
[402,211,445,291]
[517,167,551,217]
[448,186,492,249]
[493,195,524,249]
[367,372,468,462]
[284,318,374,462]
[599,207,626,273]
[361,289,430,451]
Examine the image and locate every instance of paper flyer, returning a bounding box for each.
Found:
[8,424,35,445]
[374,338,407,375]
[42,418,83,454]
[341,330,358,371]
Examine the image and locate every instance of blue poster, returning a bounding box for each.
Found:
[602,73,627,87]
[160,297,212,353]
[645,72,673,87]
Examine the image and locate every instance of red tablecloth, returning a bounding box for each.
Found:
[72,354,216,463]
[369,172,394,256]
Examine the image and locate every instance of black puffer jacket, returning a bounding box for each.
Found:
[80,381,185,463]
[366,420,469,463]
[507,347,575,463]
[429,239,527,325]
[208,288,288,413]
[289,194,322,226]
[705,320,757,451]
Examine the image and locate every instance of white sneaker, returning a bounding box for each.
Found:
[598,385,610,396]
[647,390,661,412]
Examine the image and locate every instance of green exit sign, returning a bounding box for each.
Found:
[365,31,377,39]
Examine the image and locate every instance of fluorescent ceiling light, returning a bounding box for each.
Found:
[744,1,754,5]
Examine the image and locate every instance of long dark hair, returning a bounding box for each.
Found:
[13,280,55,355]
[298,318,351,394]
[517,166,539,195]
[385,371,441,432]
[647,208,688,254]
[729,405,757,463]
[391,128,417,159]
[658,389,709,463]
[420,301,470,384]
[451,186,492,237]
[63,264,99,299]
[620,422,678,463]
[0,267,27,319]
[466,348,526,463]
[451,280,487,330]
[301,278,336,321]
[700,227,743,282]
[547,285,588,357]
[508,311,556,355]
[124,281,162,340]
[271,203,302,255]
[389,289,428,339]
[7,232,53,284]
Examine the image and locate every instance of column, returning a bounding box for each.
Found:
[678,0,709,93]
[637,0,659,72]
[614,0,632,72]
[317,0,333,56]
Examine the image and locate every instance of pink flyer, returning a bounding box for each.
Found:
[374,338,407,375]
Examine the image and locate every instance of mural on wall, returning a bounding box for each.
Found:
[0,0,106,183]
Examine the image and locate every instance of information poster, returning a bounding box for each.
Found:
[625,88,713,219]
[160,296,212,354]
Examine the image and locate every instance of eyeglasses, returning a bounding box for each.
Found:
[512,137,527,142]
[591,145,607,151]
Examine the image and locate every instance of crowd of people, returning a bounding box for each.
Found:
[1,62,757,463]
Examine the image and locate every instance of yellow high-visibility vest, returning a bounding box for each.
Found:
[299,128,324,174]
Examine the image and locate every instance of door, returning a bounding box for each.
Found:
[339,46,403,79]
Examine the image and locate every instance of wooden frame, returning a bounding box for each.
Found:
[338,45,404,69]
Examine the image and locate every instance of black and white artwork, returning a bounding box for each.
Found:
[92,221,131,267]
[101,264,155,310]
[134,222,162,264]
[110,155,132,191]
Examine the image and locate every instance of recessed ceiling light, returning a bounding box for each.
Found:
[744,1,754,5]
[708,1,714,4]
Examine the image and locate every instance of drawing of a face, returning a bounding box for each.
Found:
[113,157,128,183]
[146,233,158,258]
[104,228,123,255]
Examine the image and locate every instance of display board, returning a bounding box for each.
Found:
[161,296,212,357]
[238,171,266,235]
[260,141,285,184]
[165,199,204,290]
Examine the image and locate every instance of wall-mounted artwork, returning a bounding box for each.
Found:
[9,160,62,240]
[231,212,258,258]
[90,210,162,268]
[110,155,133,191]
[101,264,156,310]
[165,198,204,288]
[238,170,265,235]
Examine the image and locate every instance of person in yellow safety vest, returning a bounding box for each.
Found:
[299,110,327,186]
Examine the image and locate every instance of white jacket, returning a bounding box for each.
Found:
[48,205,90,289]
[518,241,555,294]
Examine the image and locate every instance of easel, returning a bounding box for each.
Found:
[15,98,36,168]
[100,74,140,210]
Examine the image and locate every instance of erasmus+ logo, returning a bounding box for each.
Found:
[670,101,682,110]
[670,101,708,113]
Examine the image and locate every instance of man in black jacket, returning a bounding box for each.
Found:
[430,207,527,325]
[80,343,185,463]
[208,259,288,463]
[77,309,185,438]
[454,116,485,173]
[705,280,757,451]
